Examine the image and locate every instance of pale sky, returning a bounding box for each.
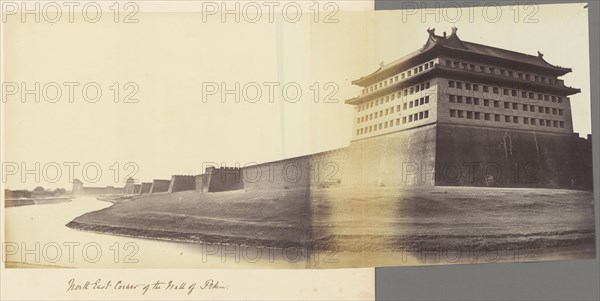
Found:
[1,2,591,190]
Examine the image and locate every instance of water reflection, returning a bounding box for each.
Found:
[4,196,305,268]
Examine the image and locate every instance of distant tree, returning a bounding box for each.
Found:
[33,186,45,193]
[5,189,32,199]
[53,188,67,196]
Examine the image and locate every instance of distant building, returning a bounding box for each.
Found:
[123,178,136,194]
[348,27,579,139]
[342,27,591,188]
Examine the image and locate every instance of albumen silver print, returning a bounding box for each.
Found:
[1,1,596,300]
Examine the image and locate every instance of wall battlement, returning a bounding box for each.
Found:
[140,182,152,194]
[149,179,171,193]
[168,175,196,193]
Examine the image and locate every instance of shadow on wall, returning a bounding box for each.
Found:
[435,125,594,190]
[149,179,170,193]
[169,175,196,193]
[196,167,244,193]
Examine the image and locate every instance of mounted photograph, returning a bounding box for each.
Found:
[2,2,595,271]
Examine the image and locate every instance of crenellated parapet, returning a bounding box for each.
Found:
[139,182,152,194]
[168,175,196,193]
[149,179,170,193]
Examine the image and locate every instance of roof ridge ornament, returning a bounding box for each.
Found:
[427,28,435,36]
[537,51,544,58]
[451,27,458,35]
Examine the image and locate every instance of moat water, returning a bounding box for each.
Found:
[4,196,306,268]
[4,188,595,268]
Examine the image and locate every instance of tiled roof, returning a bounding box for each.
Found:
[353,28,571,86]
[446,38,568,71]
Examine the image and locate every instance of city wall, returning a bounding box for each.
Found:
[168,175,196,193]
[434,123,593,189]
[343,124,438,187]
[240,148,348,192]
[72,184,125,195]
[76,126,590,196]
[208,167,245,192]
[140,182,152,194]
[149,179,171,193]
